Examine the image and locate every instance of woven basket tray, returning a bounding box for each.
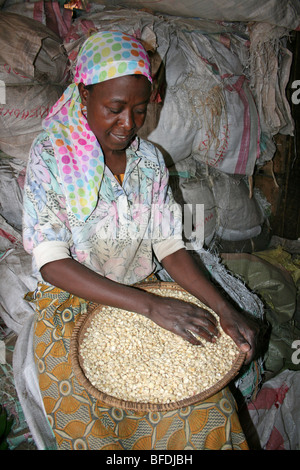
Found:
[70,282,245,412]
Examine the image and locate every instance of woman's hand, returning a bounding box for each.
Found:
[147,294,220,345]
[218,306,260,365]
[161,249,262,365]
[147,293,260,365]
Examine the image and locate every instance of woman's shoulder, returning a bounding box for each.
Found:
[30,131,53,154]
[28,131,59,175]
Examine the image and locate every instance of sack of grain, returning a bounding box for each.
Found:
[0,216,38,334]
[2,0,72,40]
[147,26,260,174]
[99,0,300,29]
[0,156,25,231]
[210,171,265,241]
[0,13,68,160]
[169,160,217,247]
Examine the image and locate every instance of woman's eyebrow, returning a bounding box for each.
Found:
[109,98,126,104]
[108,97,149,105]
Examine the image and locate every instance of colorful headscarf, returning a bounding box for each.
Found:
[43,31,152,221]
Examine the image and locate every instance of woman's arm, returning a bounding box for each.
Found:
[161,248,260,364]
[40,257,220,345]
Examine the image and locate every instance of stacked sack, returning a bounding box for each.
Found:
[59,6,281,250]
[0,6,289,252]
[0,12,69,336]
[169,157,269,250]
[100,0,300,30]
[0,13,69,160]
[65,5,296,171]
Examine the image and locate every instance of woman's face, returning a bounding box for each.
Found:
[79,75,151,157]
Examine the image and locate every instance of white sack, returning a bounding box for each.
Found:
[147,26,260,173]
[0,246,38,335]
[0,78,64,161]
[248,370,300,450]
[0,215,38,335]
[13,314,57,450]
[0,13,68,82]
[248,23,295,139]
[100,0,300,30]
[169,159,217,246]
[210,171,265,241]
[170,158,265,244]
[0,13,68,160]
[0,157,25,231]
[179,177,216,246]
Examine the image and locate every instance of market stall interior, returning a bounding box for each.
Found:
[0,0,300,450]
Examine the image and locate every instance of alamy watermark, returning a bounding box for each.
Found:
[291,340,300,365]
[101,201,205,250]
[291,80,300,105]
[0,80,5,105]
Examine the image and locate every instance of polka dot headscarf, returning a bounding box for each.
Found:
[43,31,152,221]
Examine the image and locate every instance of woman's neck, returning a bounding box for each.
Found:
[104,150,127,175]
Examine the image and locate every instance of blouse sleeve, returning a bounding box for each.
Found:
[148,144,186,262]
[22,132,72,270]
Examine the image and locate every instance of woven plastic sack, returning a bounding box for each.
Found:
[168,158,217,246]
[2,0,72,40]
[184,29,260,175]
[0,157,25,231]
[0,13,68,160]
[210,171,265,241]
[102,0,300,29]
[195,248,266,401]
[246,23,295,167]
[248,370,300,450]
[170,175,216,247]
[221,252,300,377]
[0,77,64,161]
[0,216,38,335]
[146,26,260,174]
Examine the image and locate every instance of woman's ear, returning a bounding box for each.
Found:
[78,83,89,105]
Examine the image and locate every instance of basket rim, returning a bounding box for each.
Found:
[70,281,246,412]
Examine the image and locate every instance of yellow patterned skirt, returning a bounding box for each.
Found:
[26,282,249,450]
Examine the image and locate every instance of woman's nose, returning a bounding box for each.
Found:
[120,109,135,130]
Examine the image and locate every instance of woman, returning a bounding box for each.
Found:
[23,31,258,450]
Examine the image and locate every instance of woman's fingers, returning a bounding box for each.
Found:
[219,309,261,365]
[180,311,219,344]
[152,297,220,345]
[185,324,219,345]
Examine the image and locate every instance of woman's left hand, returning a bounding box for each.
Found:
[219,307,260,365]
[161,248,263,365]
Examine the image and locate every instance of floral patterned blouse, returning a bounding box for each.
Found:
[22,132,185,285]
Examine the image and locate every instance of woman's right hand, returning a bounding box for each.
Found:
[146,294,220,345]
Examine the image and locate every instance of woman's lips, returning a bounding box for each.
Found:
[112,133,131,140]
[111,132,134,145]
